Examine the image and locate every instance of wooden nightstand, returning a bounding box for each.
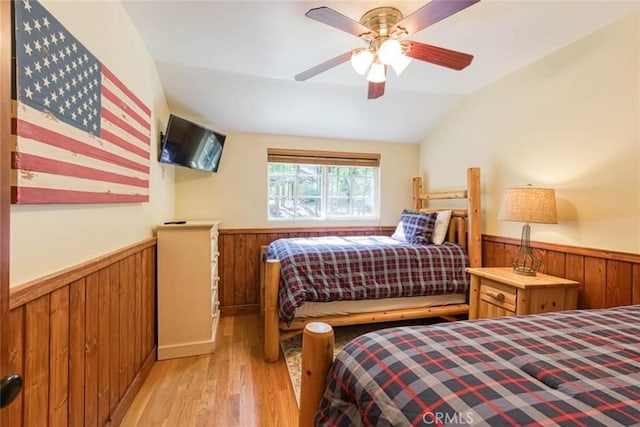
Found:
[467,267,579,320]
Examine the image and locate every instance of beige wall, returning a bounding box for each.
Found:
[174,132,419,228]
[10,1,174,286]
[419,12,640,254]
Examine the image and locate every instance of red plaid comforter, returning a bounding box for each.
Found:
[316,305,640,426]
[265,236,469,324]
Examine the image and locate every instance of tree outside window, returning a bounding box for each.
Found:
[268,163,378,220]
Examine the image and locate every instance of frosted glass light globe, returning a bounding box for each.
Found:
[350,49,374,75]
[391,54,412,76]
[378,39,402,65]
[366,62,386,83]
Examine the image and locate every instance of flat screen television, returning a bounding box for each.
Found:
[159,114,226,172]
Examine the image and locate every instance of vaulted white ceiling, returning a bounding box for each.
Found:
[122,1,639,143]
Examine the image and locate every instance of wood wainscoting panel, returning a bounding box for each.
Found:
[483,235,640,309]
[4,239,156,427]
[565,254,586,307]
[24,295,50,426]
[4,307,25,426]
[49,286,70,427]
[584,257,607,309]
[86,272,100,427]
[633,264,640,305]
[109,263,121,413]
[69,278,86,427]
[607,260,633,309]
[545,251,566,278]
[97,268,111,427]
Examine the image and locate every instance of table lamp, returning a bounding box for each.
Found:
[498,186,558,276]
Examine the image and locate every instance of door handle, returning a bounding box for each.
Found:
[0,374,23,409]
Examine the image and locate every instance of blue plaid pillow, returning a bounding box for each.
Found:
[400,209,438,245]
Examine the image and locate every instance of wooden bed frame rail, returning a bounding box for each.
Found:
[263,168,481,362]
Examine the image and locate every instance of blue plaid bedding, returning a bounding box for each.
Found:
[316,305,640,426]
[265,236,469,324]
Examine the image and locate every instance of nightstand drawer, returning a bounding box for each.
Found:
[480,280,516,312]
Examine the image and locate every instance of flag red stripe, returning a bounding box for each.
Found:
[12,186,149,204]
[14,118,150,174]
[12,152,149,188]
[101,66,151,116]
[102,85,151,131]
[100,128,149,160]
[101,108,149,145]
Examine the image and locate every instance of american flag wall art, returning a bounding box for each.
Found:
[12,0,151,204]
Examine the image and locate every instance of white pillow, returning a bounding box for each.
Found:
[391,221,406,242]
[431,210,452,245]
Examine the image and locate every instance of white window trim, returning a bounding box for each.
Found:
[267,151,380,221]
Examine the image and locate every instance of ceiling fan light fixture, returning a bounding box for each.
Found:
[297,1,480,99]
[366,61,386,83]
[350,48,374,75]
[378,38,402,65]
[390,53,412,76]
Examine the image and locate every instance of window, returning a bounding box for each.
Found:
[268,149,380,220]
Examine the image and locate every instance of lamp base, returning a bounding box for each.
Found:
[512,266,537,276]
[511,223,540,276]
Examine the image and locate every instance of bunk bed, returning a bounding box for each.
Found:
[262,167,481,362]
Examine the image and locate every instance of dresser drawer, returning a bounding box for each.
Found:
[480,279,516,313]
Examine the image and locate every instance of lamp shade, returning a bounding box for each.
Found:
[498,187,558,224]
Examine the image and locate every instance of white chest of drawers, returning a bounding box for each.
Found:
[156,220,220,360]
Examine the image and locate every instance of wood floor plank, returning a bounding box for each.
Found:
[119,360,170,426]
[121,314,298,427]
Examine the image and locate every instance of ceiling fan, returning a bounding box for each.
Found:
[294,0,480,99]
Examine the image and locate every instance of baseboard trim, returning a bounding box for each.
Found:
[221,304,259,316]
[157,339,216,360]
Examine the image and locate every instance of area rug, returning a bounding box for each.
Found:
[282,318,446,405]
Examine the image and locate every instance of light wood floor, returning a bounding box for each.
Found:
[121,313,298,427]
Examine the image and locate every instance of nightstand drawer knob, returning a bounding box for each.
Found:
[486,291,505,302]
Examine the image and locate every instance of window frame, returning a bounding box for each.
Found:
[267,149,380,221]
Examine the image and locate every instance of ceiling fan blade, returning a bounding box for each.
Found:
[294,51,352,81]
[368,81,385,100]
[391,0,480,36]
[306,7,377,38]
[405,41,473,70]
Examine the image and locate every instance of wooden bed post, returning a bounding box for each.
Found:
[467,167,482,267]
[259,245,267,315]
[412,177,422,210]
[299,322,334,427]
[264,259,281,362]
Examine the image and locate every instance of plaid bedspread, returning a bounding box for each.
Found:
[265,236,469,324]
[316,305,640,426]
